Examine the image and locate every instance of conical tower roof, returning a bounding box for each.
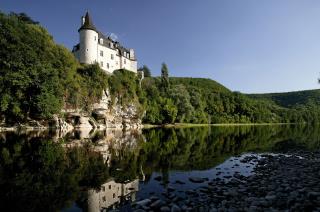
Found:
[78,11,97,32]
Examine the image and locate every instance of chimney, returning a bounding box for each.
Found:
[129,49,135,60]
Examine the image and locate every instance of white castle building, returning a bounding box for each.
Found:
[72,12,137,74]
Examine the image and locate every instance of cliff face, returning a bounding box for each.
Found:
[54,89,142,132]
[92,89,142,130]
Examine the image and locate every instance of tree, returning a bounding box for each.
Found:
[138,65,151,77]
[9,12,39,24]
[160,98,177,124]
[161,63,170,93]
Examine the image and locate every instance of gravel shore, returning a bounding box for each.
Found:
[132,151,320,211]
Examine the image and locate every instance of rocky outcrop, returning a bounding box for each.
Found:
[51,115,74,136]
[53,89,142,131]
[91,89,142,130]
[0,89,142,132]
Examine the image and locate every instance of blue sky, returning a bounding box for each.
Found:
[2,0,320,93]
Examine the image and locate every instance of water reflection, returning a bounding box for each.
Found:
[0,124,319,211]
[87,179,139,211]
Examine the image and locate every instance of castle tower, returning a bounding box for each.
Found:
[78,12,98,64]
[72,12,138,74]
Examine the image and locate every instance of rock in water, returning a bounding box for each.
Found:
[189,177,206,183]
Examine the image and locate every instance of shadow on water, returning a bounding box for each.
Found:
[0,124,319,211]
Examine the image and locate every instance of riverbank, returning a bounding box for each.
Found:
[132,151,320,211]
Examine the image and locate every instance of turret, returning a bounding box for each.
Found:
[78,12,98,64]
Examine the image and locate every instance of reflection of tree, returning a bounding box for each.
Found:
[139,125,320,180]
[0,125,319,211]
[0,134,109,212]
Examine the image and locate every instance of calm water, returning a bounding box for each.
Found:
[0,125,319,211]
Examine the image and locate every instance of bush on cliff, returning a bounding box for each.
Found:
[0,12,126,123]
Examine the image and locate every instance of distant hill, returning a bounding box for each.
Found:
[248,89,320,108]
[169,77,231,94]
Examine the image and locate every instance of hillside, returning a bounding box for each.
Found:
[249,89,320,108]
[142,69,320,124]
[169,77,231,94]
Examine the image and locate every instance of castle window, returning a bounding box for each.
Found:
[102,196,106,202]
[100,61,103,67]
[102,186,105,191]
[111,54,114,60]
[113,193,115,198]
[124,59,126,64]
[94,36,96,41]
[109,185,111,189]
[100,50,103,57]
[107,63,109,69]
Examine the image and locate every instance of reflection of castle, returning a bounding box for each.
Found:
[87,179,139,211]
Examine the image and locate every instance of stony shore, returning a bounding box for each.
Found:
[131,151,320,211]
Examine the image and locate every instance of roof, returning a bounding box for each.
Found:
[78,12,97,32]
[97,32,135,59]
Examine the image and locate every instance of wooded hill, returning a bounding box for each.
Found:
[141,67,320,124]
[249,89,320,107]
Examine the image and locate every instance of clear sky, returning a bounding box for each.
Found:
[2,0,320,93]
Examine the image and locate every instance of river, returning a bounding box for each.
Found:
[0,124,319,211]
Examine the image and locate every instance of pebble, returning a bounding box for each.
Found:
[131,151,320,211]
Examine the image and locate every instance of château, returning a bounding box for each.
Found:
[72,12,137,74]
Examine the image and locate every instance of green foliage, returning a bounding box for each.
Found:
[0,12,78,122]
[142,68,320,124]
[160,63,170,93]
[9,12,39,24]
[249,89,320,107]
[76,64,109,111]
[161,98,178,123]
[108,69,146,116]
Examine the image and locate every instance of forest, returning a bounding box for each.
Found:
[140,64,320,124]
[1,11,320,125]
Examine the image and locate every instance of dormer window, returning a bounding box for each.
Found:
[99,38,103,44]
[100,50,103,57]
